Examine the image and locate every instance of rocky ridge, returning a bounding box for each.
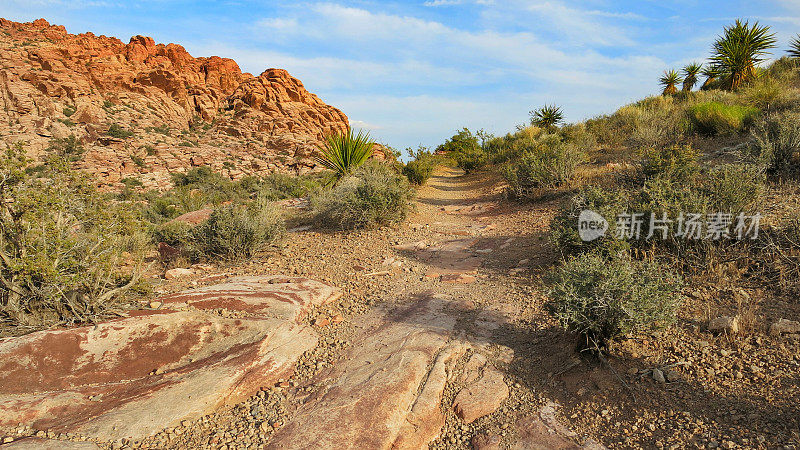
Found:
[0,18,350,189]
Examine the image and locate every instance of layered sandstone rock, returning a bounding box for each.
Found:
[0,18,349,189]
[0,276,341,441]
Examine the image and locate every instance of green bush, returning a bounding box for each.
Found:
[503,134,584,197]
[310,161,414,229]
[546,254,682,348]
[152,220,192,247]
[550,185,631,257]
[749,113,800,174]
[0,145,147,328]
[187,201,284,261]
[403,158,435,185]
[106,123,134,139]
[688,102,759,136]
[249,172,323,200]
[703,164,764,214]
[437,128,486,174]
[640,145,699,181]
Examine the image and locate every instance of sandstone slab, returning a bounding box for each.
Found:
[453,364,509,423]
[267,294,465,449]
[0,276,340,441]
[158,275,342,322]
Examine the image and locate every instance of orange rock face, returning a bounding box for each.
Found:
[0,18,350,189]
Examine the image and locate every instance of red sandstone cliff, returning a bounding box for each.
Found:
[0,18,350,189]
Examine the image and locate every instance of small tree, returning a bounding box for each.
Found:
[659,69,682,95]
[530,105,564,131]
[789,34,800,59]
[711,19,776,90]
[682,63,703,91]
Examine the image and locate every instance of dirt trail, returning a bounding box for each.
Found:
[0,166,590,449]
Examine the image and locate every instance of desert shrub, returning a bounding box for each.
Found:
[688,102,759,136]
[503,134,584,197]
[742,75,800,112]
[45,135,84,162]
[703,164,764,214]
[0,145,147,328]
[315,129,374,179]
[550,185,631,257]
[546,254,682,349]
[452,145,486,174]
[437,128,487,174]
[402,146,437,185]
[187,201,284,261]
[151,220,192,247]
[62,105,76,117]
[403,158,435,185]
[748,113,800,174]
[640,145,699,182]
[627,96,691,148]
[106,123,134,139]
[310,161,414,229]
[249,172,323,200]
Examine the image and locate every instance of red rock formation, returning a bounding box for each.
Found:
[0,18,350,189]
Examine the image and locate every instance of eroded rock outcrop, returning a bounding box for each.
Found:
[0,276,341,441]
[0,18,350,189]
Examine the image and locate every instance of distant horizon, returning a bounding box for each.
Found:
[3,1,800,152]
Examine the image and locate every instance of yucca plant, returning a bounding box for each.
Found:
[659,69,682,96]
[789,34,800,59]
[530,105,564,131]
[682,63,703,91]
[315,129,374,179]
[700,66,721,90]
[711,19,776,90]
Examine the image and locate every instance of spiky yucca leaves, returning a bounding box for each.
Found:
[315,129,375,179]
[711,19,776,90]
[659,69,683,96]
[789,35,800,59]
[700,66,721,90]
[530,105,564,130]
[682,63,703,91]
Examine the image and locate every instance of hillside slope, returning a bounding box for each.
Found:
[0,18,349,189]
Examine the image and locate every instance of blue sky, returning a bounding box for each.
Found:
[3,1,800,151]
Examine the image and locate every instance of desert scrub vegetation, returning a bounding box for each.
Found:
[402,146,437,185]
[0,144,147,328]
[186,201,284,262]
[436,128,492,174]
[310,161,414,229]
[546,254,683,351]
[688,102,759,135]
[502,133,586,198]
[315,129,374,179]
[106,123,134,139]
[748,112,800,175]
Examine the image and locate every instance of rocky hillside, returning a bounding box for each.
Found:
[0,18,350,189]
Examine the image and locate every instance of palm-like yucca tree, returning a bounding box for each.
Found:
[700,66,721,90]
[530,105,564,130]
[659,69,682,95]
[710,19,776,90]
[682,63,703,91]
[315,129,374,179]
[789,34,800,58]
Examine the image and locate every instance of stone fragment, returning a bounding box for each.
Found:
[453,365,509,423]
[769,318,800,336]
[708,316,740,334]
